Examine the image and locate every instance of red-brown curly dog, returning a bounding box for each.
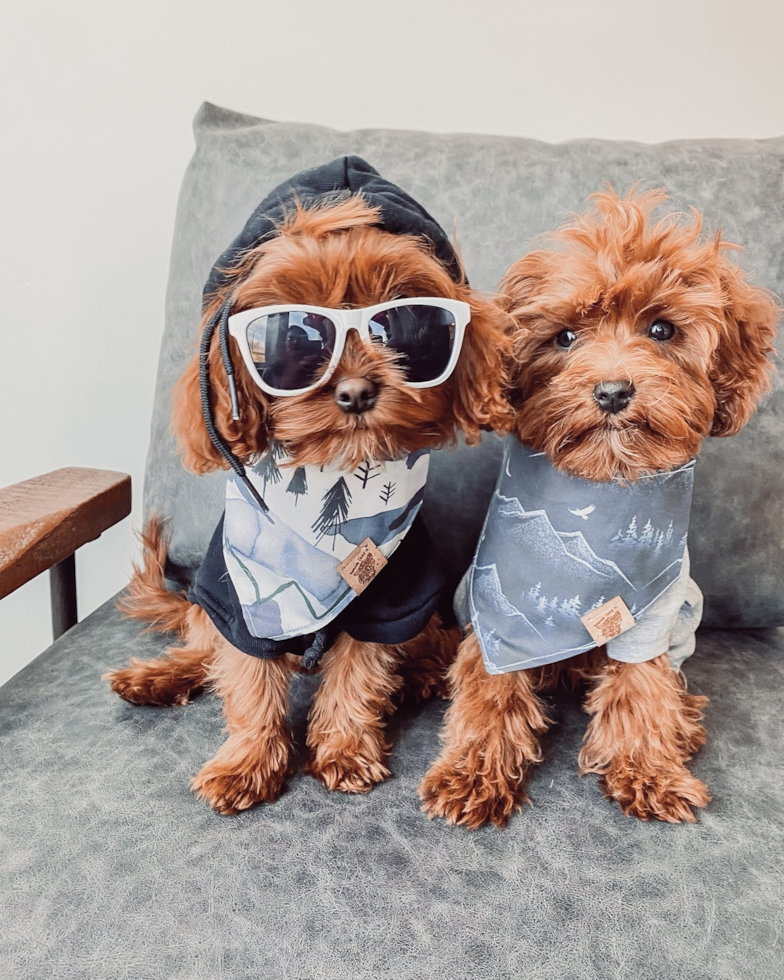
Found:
[105,193,511,815]
[420,188,778,828]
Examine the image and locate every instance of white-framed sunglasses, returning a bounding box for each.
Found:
[227,297,471,397]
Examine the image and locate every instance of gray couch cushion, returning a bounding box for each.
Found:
[145,103,783,626]
[2,599,783,978]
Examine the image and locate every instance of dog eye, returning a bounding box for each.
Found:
[554,329,578,349]
[648,320,676,342]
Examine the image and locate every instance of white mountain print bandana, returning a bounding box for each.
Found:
[223,445,430,642]
[468,438,695,674]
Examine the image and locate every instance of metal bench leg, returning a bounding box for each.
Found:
[50,554,77,640]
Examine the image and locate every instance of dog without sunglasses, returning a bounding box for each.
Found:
[420,188,778,827]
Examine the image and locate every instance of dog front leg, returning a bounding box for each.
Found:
[306,632,403,793]
[191,638,294,815]
[579,653,710,822]
[419,629,551,829]
[395,613,459,703]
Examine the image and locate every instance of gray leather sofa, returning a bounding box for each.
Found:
[2,104,783,979]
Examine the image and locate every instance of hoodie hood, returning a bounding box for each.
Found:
[203,155,464,300]
[197,157,462,517]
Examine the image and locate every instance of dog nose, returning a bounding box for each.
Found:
[334,377,379,414]
[593,380,635,414]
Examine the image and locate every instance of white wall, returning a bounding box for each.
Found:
[2,0,783,685]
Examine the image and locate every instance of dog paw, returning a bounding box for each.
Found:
[602,765,711,823]
[191,756,288,815]
[418,759,529,829]
[103,660,201,706]
[306,747,391,794]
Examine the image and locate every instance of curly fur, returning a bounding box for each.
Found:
[502,187,777,481]
[172,199,512,473]
[115,516,190,634]
[420,188,778,827]
[106,197,513,814]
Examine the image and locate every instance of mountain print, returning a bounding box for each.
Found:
[221,449,432,642]
[469,439,696,673]
[498,496,636,589]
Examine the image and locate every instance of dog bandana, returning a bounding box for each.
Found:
[220,446,430,641]
[466,438,696,674]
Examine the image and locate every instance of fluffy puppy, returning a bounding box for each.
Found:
[106,166,511,815]
[420,188,778,827]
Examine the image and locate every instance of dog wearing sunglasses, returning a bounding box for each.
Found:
[419,188,777,827]
[105,158,510,815]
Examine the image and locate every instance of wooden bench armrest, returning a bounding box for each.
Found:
[0,467,132,602]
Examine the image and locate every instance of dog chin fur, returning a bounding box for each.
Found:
[420,187,778,828]
[106,197,512,815]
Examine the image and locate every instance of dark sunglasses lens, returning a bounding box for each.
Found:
[368,305,457,383]
[246,312,336,391]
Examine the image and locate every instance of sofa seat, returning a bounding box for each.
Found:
[2,598,783,979]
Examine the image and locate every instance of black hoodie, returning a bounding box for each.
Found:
[189,157,461,665]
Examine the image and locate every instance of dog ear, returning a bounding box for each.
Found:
[500,252,549,314]
[171,307,269,473]
[450,293,515,440]
[498,252,555,397]
[709,262,779,437]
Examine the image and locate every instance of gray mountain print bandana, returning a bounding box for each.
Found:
[468,438,695,674]
[223,445,430,642]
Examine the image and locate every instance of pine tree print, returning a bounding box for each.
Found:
[561,595,582,616]
[405,448,429,469]
[286,467,308,506]
[379,481,396,505]
[613,515,638,545]
[312,477,353,549]
[254,451,282,493]
[528,582,542,600]
[640,519,654,546]
[354,461,380,488]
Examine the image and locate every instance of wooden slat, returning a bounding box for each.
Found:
[0,467,132,600]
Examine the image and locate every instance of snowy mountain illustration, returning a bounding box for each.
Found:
[225,495,346,606]
[224,495,356,641]
[497,495,636,590]
[639,556,685,593]
[473,564,543,640]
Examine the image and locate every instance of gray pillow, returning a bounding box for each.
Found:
[145,102,783,629]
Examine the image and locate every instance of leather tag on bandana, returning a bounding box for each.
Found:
[337,538,388,594]
[581,596,636,645]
